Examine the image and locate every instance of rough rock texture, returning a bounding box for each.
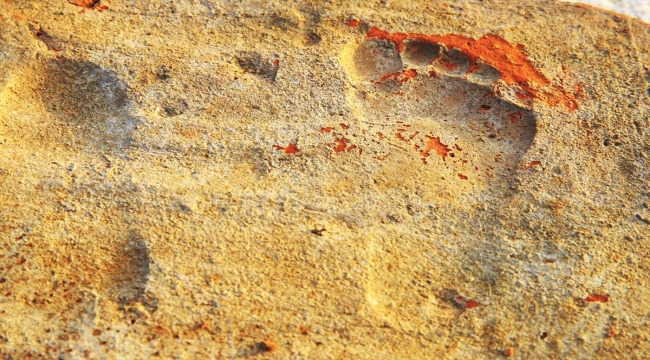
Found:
[0,0,649,358]
[566,0,650,23]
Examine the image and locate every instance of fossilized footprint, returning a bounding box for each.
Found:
[336,26,578,327]
[335,28,562,192]
[0,58,135,152]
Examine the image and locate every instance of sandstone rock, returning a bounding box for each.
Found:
[0,1,649,358]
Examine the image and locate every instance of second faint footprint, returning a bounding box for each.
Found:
[0,58,136,151]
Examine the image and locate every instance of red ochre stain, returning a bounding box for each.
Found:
[319,127,334,133]
[574,82,585,99]
[366,27,578,111]
[376,69,418,83]
[339,123,350,130]
[376,132,384,139]
[68,0,107,11]
[584,294,608,303]
[345,19,360,27]
[333,138,347,153]
[458,173,468,180]
[272,59,280,66]
[508,111,523,123]
[395,129,418,142]
[420,136,450,160]
[260,340,277,353]
[273,143,300,154]
[398,68,417,82]
[529,160,541,167]
[455,295,479,309]
[437,57,458,71]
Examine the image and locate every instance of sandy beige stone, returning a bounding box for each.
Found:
[0,0,649,358]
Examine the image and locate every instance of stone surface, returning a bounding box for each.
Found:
[0,0,649,358]
[567,0,650,23]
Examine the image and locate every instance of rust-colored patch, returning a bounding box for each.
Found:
[333,138,347,153]
[345,19,359,27]
[395,129,418,142]
[377,68,418,83]
[420,136,450,160]
[606,327,618,338]
[458,174,468,180]
[529,161,541,167]
[399,68,417,82]
[574,82,585,99]
[263,341,277,352]
[67,0,107,11]
[273,143,300,154]
[257,341,277,353]
[319,125,362,154]
[453,295,479,309]
[504,348,514,357]
[508,111,523,123]
[584,294,608,303]
[366,27,578,111]
[437,57,458,71]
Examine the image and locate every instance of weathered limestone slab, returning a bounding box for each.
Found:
[0,1,649,358]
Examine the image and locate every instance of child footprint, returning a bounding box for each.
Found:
[339,30,541,192]
[337,25,579,326]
